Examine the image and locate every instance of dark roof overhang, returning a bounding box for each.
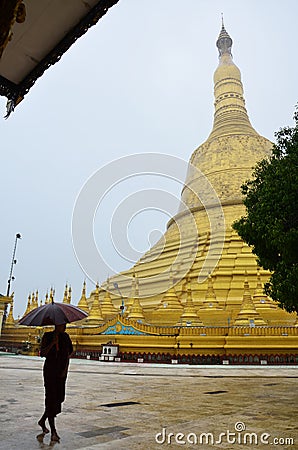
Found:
[0,0,120,117]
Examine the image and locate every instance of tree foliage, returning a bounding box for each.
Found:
[233,107,298,313]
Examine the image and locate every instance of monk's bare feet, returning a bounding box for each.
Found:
[50,432,60,443]
[36,432,45,443]
[38,419,49,434]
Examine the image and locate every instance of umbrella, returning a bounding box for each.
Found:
[18,301,88,326]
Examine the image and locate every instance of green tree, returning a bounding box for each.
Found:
[233,107,298,313]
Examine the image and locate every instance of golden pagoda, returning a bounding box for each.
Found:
[200,274,221,310]
[85,282,104,325]
[4,295,15,327]
[77,281,89,313]
[99,279,118,319]
[63,284,69,304]
[2,22,298,361]
[23,293,32,316]
[126,275,145,322]
[178,278,203,326]
[102,21,288,327]
[149,270,183,326]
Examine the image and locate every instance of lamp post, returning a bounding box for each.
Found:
[6,233,21,297]
[2,233,21,329]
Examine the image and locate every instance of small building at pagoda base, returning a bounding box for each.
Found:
[100,343,119,361]
[1,23,298,363]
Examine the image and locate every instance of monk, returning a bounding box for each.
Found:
[38,323,73,442]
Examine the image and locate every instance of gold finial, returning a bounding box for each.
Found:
[35,290,41,307]
[82,280,86,296]
[216,17,233,57]
[6,300,15,325]
[221,12,224,27]
[78,280,89,312]
[50,287,54,304]
[24,293,31,314]
[63,288,67,303]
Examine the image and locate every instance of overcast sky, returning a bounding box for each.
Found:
[1,0,297,318]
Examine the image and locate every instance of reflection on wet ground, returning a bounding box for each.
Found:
[0,355,297,449]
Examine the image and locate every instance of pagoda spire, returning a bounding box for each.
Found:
[253,269,276,309]
[87,282,104,324]
[77,281,89,312]
[125,272,138,315]
[150,270,183,325]
[36,290,42,307]
[127,274,145,322]
[207,20,257,140]
[125,270,139,316]
[101,278,118,319]
[200,274,221,309]
[5,296,15,326]
[49,288,54,304]
[31,292,38,309]
[178,278,203,326]
[31,292,35,309]
[216,17,233,57]
[63,284,69,303]
[45,291,50,304]
[234,276,267,326]
[160,270,183,311]
[24,293,31,316]
[68,286,72,304]
[177,19,272,221]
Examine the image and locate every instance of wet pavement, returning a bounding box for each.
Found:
[0,353,297,449]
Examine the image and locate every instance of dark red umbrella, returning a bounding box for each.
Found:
[18,301,88,326]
